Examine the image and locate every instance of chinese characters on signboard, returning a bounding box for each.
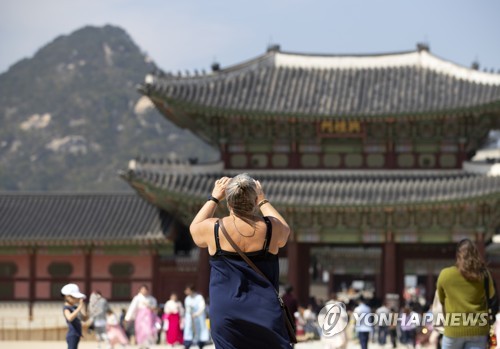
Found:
[318,120,363,137]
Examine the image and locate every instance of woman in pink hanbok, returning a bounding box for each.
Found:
[163,293,184,347]
[106,309,129,348]
[124,285,157,349]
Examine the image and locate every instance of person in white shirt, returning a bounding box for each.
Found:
[353,296,372,349]
[375,302,390,346]
[400,306,418,348]
[319,293,348,349]
[183,284,209,349]
[124,285,157,349]
[88,291,110,349]
[106,309,129,348]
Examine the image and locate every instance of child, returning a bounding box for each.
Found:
[106,308,129,348]
[61,283,87,349]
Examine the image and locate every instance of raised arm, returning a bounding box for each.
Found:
[255,180,291,247]
[190,177,231,247]
[64,298,86,322]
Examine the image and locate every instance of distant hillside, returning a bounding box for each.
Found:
[0,25,217,191]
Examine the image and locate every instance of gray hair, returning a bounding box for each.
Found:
[225,173,258,227]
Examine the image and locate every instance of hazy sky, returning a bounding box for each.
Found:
[1,0,499,75]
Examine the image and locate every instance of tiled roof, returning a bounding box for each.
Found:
[141,48,500,118]
[123,166,500,208]
[0,193,173,245]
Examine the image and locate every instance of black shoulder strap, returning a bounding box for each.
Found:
[263,216,272,253]
[218,219,281,299]
[214,221,222,253]
[218,219,297,344]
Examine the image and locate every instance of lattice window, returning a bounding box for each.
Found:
[112,282,131,299]
[395,121,412,138]
[0,262,17,300]
[0,262,17,277]
[48,262,73,278]
[51,281,68,299]
[109,263,134,277]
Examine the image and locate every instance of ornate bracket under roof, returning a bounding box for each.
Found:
[121,163,500,244]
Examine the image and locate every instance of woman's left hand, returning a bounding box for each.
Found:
[255,180,265,202]
[212,177,231,201]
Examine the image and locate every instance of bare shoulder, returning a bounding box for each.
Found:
[190,217,219,248]
[266,216,288,231]
[265,216,290,247]
[265,215,282,225]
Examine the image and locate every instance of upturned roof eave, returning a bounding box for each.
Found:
[210,48,418,75]
[156,94,500,121]
[151,48,496,82]
[124,175,500,214]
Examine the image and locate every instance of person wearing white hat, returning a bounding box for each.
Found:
[61,283,88,349]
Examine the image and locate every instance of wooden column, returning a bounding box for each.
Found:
[28,247,36,320]
[383,232,397,298]
[84,246,92,296]
[290,141,300,168]
[458,138,467,164]
[151,248,161,300]
[383,208,398,299]
[386,141,396,169]
[386,119,396,169]
[287,241,310,306]
[197,248,210,298]
[476,231,485,259]
[289,118,299,168]
[220,141,230,169]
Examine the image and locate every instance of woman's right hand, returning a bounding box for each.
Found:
[212,177,230,201]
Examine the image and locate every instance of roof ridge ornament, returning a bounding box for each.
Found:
[416,42,430,52]
[211,61,220,72]
[267,43,281,53]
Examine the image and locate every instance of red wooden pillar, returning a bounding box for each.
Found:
[28,247,36,320]
[287,242,310,306]
[151,248,161,300]
[197,248,210,298]
[476,232,485,259]
[383,233,397,298]
[220,142,230,169]
[386,140,396,169]
[289,118,299,169]
[290,141,299,168]
[84,247,92,297]
[458,140,467,164]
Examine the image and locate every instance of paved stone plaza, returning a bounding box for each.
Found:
[0,340,418,348]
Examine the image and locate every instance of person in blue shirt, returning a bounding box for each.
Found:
[61,283,87,349]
